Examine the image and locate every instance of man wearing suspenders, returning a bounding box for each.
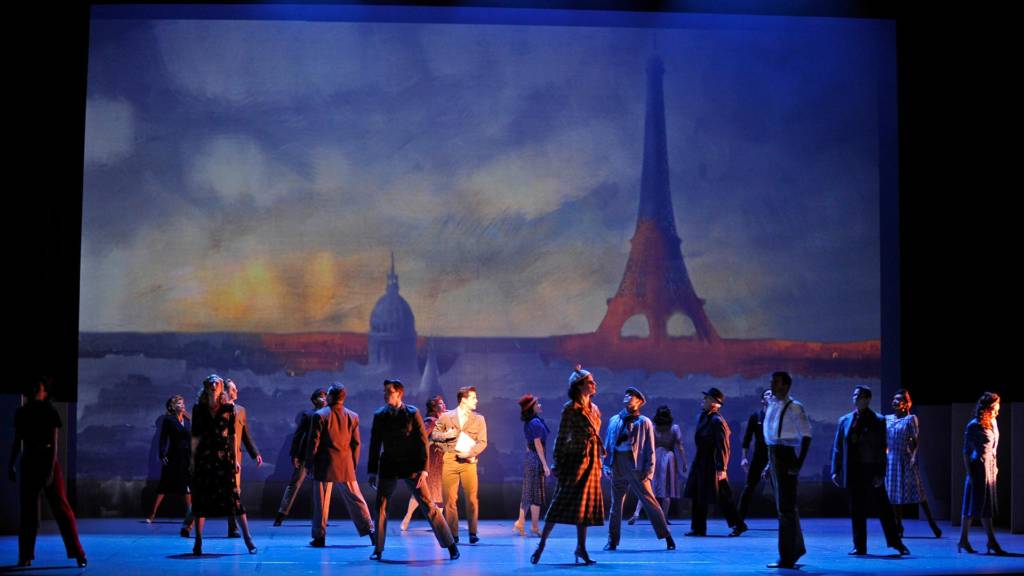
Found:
[762,371,812,569]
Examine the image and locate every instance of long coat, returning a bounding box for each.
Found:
[544,400,604,526]
[684,410,731,504]
[307,403,361,483]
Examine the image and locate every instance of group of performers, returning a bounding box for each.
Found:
[7,370,1008,567]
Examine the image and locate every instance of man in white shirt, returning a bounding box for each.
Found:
[762,371,812,569]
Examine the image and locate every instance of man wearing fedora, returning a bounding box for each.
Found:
[603,387,675,551]
[683,387,747,537]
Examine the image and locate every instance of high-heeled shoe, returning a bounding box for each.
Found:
[987,541,1008,556]
[529,528,542,538]
[574,547,596,565]
[530,542,546,564]
[513,520,525,536]
[245,538,258,554]
[401,517,411,531]
[192,541,203,556]
[957,540,977,554]
[627,514,638,525]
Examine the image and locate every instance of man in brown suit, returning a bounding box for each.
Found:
[307,383,374,547]
[432,386,488,544]
[225,379,261,538]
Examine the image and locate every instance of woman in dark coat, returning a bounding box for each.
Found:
[531,366,603,565]
[958,392,1005,555]
[190,374,257,555]
[683,388,746,537]
[147,395,192,525]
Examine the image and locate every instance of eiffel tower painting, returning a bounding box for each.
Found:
[597,55,720,344]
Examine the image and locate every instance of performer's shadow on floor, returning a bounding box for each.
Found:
[168,553,246,559]
[376,558,456,566]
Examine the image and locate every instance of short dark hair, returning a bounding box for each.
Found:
[771,371,792,388]
[426,395,445,417]
[384,379,404,394]
[853,385,872,399]
[327,383,347,404]
[457,386,477,403]
[25,376,50,398]
[310,388,326,403]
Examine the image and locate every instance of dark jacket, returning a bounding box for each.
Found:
[683,410,731,504]
[831,409,887,487]
[367,404,429,479]
[290,409,314,461]
[742,410,767,459]
[159,414,191,464]
[307,403,361,482]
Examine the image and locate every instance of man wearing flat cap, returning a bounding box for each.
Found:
[684,387,748,537]
[603,387,675,551]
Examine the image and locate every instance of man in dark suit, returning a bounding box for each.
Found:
[683,387,747,537]
[307,383,374,547]
[274,388,327,526]
[368,379,459,561]
[831,385,909,556]
[432,386,488,544]
[738,388,771,521]
[225,378,261,538]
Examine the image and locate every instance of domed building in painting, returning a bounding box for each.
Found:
[368,252,418,374]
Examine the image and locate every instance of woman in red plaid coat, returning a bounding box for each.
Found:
[531,366,604,565]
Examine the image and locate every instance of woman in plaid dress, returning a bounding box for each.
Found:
[885,389,941,538]
[531,366,604,565]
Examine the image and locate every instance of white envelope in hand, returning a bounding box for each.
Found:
[455,431,477,454]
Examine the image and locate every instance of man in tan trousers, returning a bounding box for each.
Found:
[307,383,374,547]
[432,386,488,544]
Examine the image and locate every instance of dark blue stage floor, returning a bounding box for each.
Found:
[2,517,1023,575]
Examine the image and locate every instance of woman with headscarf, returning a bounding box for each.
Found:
[530,366,603,565]
[189,374,257,555]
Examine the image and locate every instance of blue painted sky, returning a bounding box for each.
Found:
[80,7,893,340]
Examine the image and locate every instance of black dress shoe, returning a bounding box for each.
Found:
[665,534,676,550]
[603,542,617,551]
[16,559,31,567]
[273,513,285,527]
[228,531,242,539]
[728,524,748,537]
[369,549,383,561]
[310,538,326,548]
[76,556,88,568]
[767,559,796,568]
[892,544,910,556]
[469,533,479,544]
[180,528,190,538]
[684,530,705,537]
[848,548,867,556]
[448,544,461,560]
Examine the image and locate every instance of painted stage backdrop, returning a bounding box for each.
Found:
[79,6,895,517]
